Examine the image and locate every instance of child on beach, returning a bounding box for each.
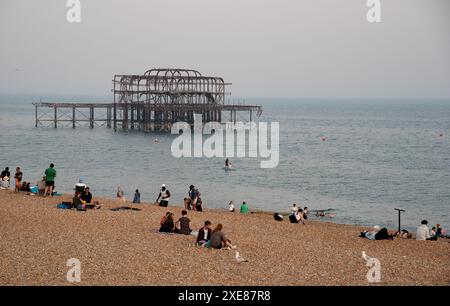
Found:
[175,210,191,235]
[14,167,22,193]
[133,189,141,204]
[72,191,86,210]
[196,220,212,246]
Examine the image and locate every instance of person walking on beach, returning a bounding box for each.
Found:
[14,167,23,193]
[175,210,191,235]
[44,163,56,197]
[196,220,212,246]
[133,189,141,204]
[156,184,171,207]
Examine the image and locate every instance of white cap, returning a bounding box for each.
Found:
[373,225,380,231]
[161,184,166,187]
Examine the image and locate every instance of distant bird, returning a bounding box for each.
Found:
[235,251,248,263]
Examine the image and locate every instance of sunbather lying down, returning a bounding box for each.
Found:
[359,225,394,240]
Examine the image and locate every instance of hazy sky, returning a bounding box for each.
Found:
[0,0,449,99]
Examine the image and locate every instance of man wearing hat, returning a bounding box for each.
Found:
[156,184,171,207]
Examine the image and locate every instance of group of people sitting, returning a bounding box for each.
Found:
[273,204,309,224]
[159,210,236,250]
[360,220,448,241]
[227,201,249,214]
[415,220,447,241]
[69,179,99,210]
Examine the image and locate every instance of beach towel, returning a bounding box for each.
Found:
[57,202,72,209]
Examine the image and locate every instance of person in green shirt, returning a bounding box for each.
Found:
[44,163,56,197]
[240,201,249,214]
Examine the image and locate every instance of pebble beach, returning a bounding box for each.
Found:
[0,189,449,286]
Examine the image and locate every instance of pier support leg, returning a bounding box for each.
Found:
[54,106,57,129]
[35,105,38,128]
[90,106,94,129]
[73,107,76,128]
[107,107,111,128]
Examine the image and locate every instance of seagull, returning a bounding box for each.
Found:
[235,251,248,263]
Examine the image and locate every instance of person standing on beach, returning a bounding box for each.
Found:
[44,163,56,197]
[14,167,23,192]
[117,187,125,202]
[156,184,171,207]
[188,185,199,210]
[133,189,141,204]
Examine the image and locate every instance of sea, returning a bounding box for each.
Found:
[1,94,449,231]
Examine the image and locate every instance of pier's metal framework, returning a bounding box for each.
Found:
[34,68,263,132]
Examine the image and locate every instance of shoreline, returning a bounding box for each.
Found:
[1,189,449,285]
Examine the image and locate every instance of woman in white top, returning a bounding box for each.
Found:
[228,201,235,212]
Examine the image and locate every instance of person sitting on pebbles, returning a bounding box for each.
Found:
[289,208,305,224]
[159,212,175,233]
[207,224,236,250]
[175,210,191,235]
[196,220,212,246]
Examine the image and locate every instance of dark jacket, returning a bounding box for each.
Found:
[196,227,211,243]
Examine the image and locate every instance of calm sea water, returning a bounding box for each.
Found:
[1,94,449,230]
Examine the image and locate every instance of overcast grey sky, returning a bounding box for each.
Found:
[0,0,449,99]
